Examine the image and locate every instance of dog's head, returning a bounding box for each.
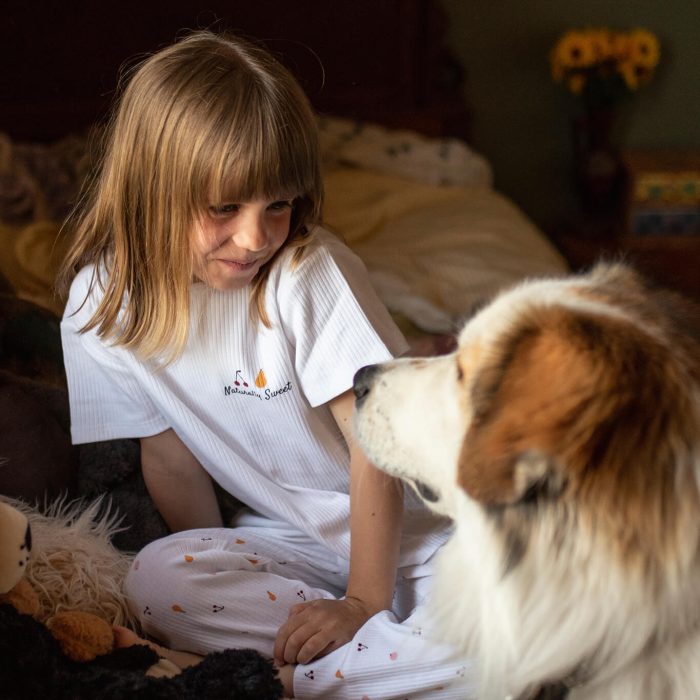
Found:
[354,263,700,689]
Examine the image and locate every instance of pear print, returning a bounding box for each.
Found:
[255,369,267,388]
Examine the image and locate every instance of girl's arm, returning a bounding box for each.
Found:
[273,388,404,665]
[141,428,223,532]
[336,389,404,614]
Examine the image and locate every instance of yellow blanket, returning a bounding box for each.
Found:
[0,220,70,315]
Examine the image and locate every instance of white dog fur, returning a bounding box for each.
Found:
[354,264,700,700]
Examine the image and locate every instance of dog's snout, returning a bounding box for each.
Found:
[353,364,381,406]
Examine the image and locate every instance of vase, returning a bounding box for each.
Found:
[571,109,624,219]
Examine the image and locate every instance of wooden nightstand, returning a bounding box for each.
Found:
[552,224,700,301]
[552,148,700,301]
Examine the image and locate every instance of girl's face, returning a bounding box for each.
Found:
[191,196,295,291]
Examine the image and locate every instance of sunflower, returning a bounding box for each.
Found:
[618,60,640,90]
[552,31,597,71]
[550,26,659,99]
[619,60,655,90]
[628,28,661,68]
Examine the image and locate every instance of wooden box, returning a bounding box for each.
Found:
[622,150,700,236]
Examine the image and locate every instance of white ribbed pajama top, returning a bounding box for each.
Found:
[61,228,451,568]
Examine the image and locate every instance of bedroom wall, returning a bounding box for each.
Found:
[441,0,700,233]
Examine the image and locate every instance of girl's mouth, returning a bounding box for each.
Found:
[219,258,258,272]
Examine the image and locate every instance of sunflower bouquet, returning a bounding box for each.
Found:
[550,28,660,110]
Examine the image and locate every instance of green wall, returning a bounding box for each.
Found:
[441,0,700,231]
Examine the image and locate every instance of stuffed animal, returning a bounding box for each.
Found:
[0,500,115,661]
[0,499,283,698]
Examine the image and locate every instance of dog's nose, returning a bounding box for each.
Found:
[353,364,380,406]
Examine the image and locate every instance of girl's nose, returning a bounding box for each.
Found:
[234,214,267,252]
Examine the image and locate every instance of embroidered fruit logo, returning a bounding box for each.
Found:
[255,369,267,388]
[234,370,249,388]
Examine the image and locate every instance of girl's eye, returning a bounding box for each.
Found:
[268,199,294,212]
[209,203,239,216]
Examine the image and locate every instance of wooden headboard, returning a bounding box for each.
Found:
[0,0,470,143]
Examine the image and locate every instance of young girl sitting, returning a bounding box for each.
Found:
[59,30,472,699]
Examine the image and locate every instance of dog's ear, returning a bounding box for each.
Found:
[510,450,566,505]
[457,304,695,516]
[456,314,586,507]
[458,434,566,507]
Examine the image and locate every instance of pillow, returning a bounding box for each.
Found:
[318,115,493,188]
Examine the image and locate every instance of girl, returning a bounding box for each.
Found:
[59,31,471,699]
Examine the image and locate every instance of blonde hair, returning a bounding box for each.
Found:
[59,30,323,362]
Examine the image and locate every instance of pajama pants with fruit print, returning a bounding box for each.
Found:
[124,512,476,700]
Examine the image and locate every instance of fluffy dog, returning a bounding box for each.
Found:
[353,263,700,700]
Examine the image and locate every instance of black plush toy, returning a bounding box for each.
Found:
[0,498,282,699]
[0,603,283,699]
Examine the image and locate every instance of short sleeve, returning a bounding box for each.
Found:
[276,230,409,406]
[61,267,170,443]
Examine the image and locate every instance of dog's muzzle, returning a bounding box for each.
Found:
[353,364,381,407]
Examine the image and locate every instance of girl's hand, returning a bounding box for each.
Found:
[273,597,376,665]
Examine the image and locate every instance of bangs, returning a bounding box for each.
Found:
[203,78,321,208]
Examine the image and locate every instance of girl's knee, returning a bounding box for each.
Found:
[126,533,194,597]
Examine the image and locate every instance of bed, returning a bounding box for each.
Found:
[0,1,567,546]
